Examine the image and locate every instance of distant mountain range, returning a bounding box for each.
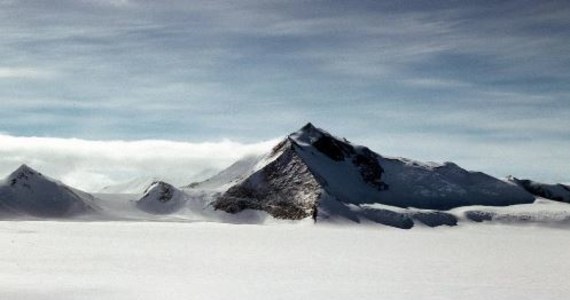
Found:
[1,123,569,228]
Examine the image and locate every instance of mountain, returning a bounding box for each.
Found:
[136,181,186,214]
[507,176,570,203]
[208,123,535,222]
[0,164,96,217]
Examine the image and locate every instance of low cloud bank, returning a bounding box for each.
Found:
[0,134,279,192]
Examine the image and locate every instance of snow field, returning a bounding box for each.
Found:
[1,221,569,300]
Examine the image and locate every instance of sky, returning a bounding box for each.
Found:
[0,0,569,190]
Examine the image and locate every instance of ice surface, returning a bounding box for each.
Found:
[0,221,569,300]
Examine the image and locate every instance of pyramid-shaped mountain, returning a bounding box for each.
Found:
[210,123,534,220]
[0,164,95,217]
[136,181,186,214]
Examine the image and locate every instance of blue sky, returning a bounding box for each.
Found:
[0,0,569,185]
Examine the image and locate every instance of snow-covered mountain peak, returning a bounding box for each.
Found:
[289,122,332,144]
[288,123,358,162]
[136,181,186,214]
[7,164,42,185]
[142,181,175,202]
[209,123,535,221]
[1,165,96,217]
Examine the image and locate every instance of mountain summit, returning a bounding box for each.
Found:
[136,181,186,214]
[0,164,95,217]
[209,123,534,222]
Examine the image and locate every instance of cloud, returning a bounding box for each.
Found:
[0,134,280,192]
[0,67,54,79]
[0,0,568,186]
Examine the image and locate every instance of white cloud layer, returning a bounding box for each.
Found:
[0,67,54,79]
[0,134,279,192]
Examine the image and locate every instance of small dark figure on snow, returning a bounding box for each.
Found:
[312,206,318,223]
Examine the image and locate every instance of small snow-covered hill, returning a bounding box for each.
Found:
[208,123,534,222]
[0,164,96,217]
[136,181,186,214]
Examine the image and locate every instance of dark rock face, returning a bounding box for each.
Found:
[312,135,355,161]
[292,125,388,192]
[9,165,38,189]
[412,212,457,227]
[352,148,388,191]
[517,179,559,200]
[465,211,496,222]
[360,208,414,229]
[142,181,174,203]
[358,209,457,228]
[214,146,321,220]
[509,177,570,203]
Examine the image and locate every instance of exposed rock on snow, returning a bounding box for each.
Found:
[507,176,570,203]
[214,145,320,220]
[211,123,535,222]
[412,211,458,227]
[136,181,186,214]
[0,164,95,217]
[359,207,414,229]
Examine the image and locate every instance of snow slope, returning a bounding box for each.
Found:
[0,165,96,218]
[209,123,534,221]
[185,154,265,191]
[1,221,569,300]
[99,177,163,194]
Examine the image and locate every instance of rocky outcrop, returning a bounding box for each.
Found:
[508,176,570,203]
[214,144,321,220]
[136,181,186,214]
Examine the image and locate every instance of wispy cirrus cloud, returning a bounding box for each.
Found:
[0,67,55,79]
[0,0,568,182]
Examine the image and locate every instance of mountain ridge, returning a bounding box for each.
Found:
[209,123,535,221]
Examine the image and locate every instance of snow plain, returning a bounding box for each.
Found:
[1,221,569,300]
